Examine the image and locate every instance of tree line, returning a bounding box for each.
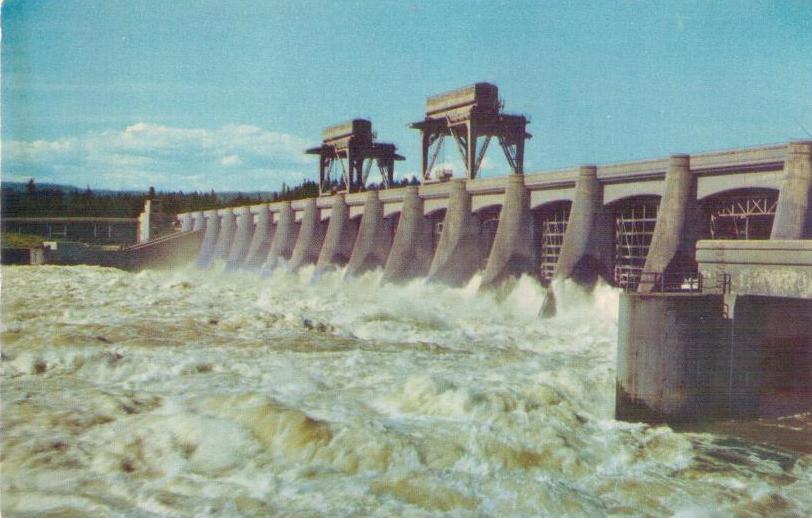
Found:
[1,176,420,218]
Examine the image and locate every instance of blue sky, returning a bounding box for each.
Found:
[2,0,811,192]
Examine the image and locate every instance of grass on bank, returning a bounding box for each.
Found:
[1,232,45,249]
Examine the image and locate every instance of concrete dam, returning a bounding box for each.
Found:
[151,85,810,426]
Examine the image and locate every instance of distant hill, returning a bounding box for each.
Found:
[1,181,278,201]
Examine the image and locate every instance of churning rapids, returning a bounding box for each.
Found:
[1,264,810,517]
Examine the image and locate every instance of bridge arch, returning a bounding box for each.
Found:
[698,187,779,240]
[531,200,573,284]
[606,194,661,290]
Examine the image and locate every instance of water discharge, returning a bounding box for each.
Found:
[1,265,810,516]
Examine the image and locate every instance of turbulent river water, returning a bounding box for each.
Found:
[1,264,810,517]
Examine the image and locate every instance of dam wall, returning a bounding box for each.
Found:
[177,141,810,293]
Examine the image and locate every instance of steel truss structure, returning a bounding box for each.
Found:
[410,83,531,182]
[535,207,570,284]
[706,193,777,240]
[613,200,659,290]
[306,119,404,195]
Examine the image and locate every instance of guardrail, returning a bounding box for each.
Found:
[629,271,732,294]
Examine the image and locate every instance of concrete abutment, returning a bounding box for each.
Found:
[554,166,612,286]
[288,198,327,271]
[772,141,812,239]
[639,154,699,291]
[316,194,359,273]
[264,202,298,270]
[211,209,236,263]
[195,209,220,267]
[225,206,254,270]
[382,186,434,283]
[427,179,482,286]
[480,175,533,289]
[243,205,275,270]
[346,191,394,277]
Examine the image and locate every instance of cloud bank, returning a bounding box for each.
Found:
[2,123,316,192]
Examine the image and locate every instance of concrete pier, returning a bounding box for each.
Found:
[617,292,812,423]
[346,191,393,277]
[480,175,533,289]
[288,198,326,271]
[427,179,482,286]
[383,186,434,283]
[243,205,275,270]
[195,209,220,267]
[225,206,254,270]
[639,154,698,291]
[211,209,236,263]
[554,166,612,285]
[771,141,812,239]
[192,211,205,231]
[616,293,731,423]
[316,194,358,273]
[264,202,297,270]
[179,213,193,232]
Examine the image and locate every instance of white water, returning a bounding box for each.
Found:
[1,265,810,516]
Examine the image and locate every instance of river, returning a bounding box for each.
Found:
[1,264,810,516]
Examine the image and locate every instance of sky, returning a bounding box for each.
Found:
[2,0,811,192]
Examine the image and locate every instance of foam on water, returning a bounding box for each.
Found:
[1,264,810,516]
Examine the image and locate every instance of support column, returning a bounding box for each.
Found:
[639,154,697,292]
[382,186,434,283]
[243,205,275,270]
[554,166,612,285]
[195,209,220,267]
[263,202,298,270]
[771,141,812,239]
[288,198,327,271]
[191,211,205,231]
[316,194,358,273]
[211,209,236,263]
[346,191,393,277]
[179,213,193,232]
[480,175,533,289]
[225,207,254,271]
[427,179,481,286]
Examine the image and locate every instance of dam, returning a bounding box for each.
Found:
[78,85,812,424]
[4,85,812,516]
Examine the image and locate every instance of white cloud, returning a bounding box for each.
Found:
[219,154,243,167]
[2,123,316,192]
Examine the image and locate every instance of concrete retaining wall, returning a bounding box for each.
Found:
[617,292,812,423]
